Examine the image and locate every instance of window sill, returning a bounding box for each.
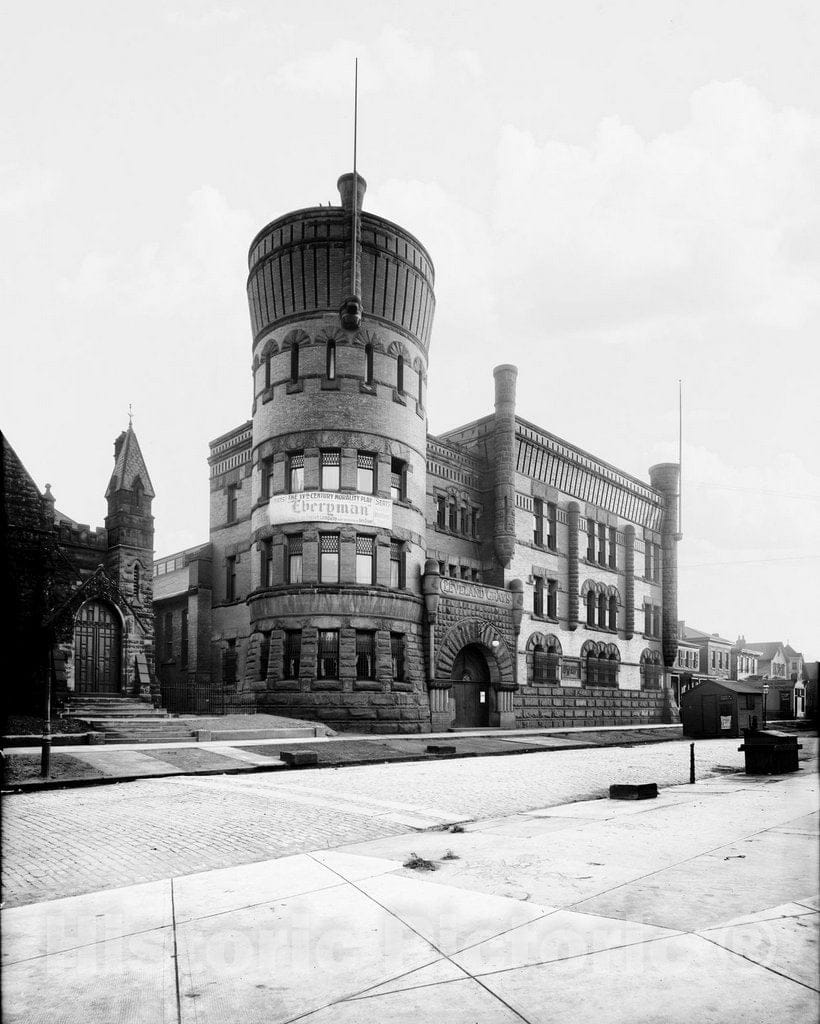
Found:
[261,388,274,405]
[320,378,340,391]
[359,382,376,395]
[392,390,406,405]
[286,381,303,394]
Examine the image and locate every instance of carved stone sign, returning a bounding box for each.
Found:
[269,491,392,529]
[439,577,514,608]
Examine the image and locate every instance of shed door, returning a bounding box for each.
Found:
[702,694,719,736]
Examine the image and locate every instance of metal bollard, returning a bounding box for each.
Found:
[689,742,695,784]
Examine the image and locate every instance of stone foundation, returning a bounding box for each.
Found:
[515,684,668,727]
[257,689,432,734]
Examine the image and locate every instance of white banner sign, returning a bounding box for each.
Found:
[269,491,393,529]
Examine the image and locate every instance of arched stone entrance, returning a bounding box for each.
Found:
[74,600,122,694]
[431,618,517,730]
[451,644,493,727]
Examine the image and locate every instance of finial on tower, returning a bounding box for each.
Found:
[340,57,364,331]
[128,403,134,428]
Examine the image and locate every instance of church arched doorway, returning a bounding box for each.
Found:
[74,600,122,694]
[451,644,492,728]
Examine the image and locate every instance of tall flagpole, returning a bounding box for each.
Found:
[676,379,683,541]
[352,57,358,298]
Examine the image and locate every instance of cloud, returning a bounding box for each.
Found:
[490,80,820,343]
[273,28,434,96]
[56,185,253,315]
[0,165,57,216]
[165,6,245,29]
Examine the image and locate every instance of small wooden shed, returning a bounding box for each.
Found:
[681,679,764,738]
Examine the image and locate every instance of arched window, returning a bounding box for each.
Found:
[586,648,599,685]
[290,343,300,383]
[586,591,595,626]
[132,478,143,512]
[528,634,562,685]
[396,354,404,393]
[326,340,336,380]
[364,343,373,385]
[265,352,272,389]
[417,368,423,406]
[598,593,607,627]
[133,563,141,597]
[641,650,663,690]
[608,595,618,631]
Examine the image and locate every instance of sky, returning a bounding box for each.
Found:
[2,0,818,656]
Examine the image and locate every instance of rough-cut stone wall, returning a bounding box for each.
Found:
[516,683,668,727]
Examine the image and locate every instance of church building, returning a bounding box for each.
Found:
[1,425,157,713]
[153,171,680,732]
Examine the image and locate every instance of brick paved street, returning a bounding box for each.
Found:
[3,736,816,908]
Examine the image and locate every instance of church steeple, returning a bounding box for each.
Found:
[104,423,154,609]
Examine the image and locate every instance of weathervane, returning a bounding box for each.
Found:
[340,58,364,331]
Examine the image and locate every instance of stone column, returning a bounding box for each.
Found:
[492,365,518,569]
[648,463,681,724]
[624,525,635,640]
[567,502,579,630]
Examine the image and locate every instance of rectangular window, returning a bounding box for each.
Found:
[546,502,557,550]
[645,542,652,579]
[261,539,273,587]
[587,519,596,560]
[180,608,188,668]
[316,629,338,679]
[652,607,661,639]
[390,458,405,501]
[355,630,376,679]
[460,505,469,534]
[533,577,544,616]
[224,639,237,686]
[644,604,652,636]
[357,452,375,494]
[264,353,272,389]
[288,452,304,493]
[653,543,661,582]
[283,630,301,678]
[320,533,339,583]
[598,522,607,566]
[471,509,479,537]
[711,650,716,669]
[471,569,480,582]
[436,496,446,528]
[533,498,544,546]
[258,630,270,681]
[355,535,374,585]
[227,484,238,524]
[261,457,274,500]
[321,450,340,491]
[391,633,406,681]
[547,579,558,619]
[390,540,405,589]
[608,527,617,569]
[226,556,237,601]
[286,533,303,584]
[449,564,457,578]
[448,500,458,532]
[163,611,173,660]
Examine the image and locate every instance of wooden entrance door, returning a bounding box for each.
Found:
[452,645,491,728]
[74,601,121,694]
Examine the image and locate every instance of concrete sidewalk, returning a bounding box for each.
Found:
[2,767,817,1023]
[2,723,685,792]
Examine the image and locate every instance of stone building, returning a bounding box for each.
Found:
[1,425,156,713]
[153,171,680,732]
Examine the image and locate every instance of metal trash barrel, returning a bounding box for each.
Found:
[737,729,802,775]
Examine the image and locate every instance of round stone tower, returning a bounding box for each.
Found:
[246,173,436,732]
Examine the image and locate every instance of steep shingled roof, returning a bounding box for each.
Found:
[105,425,155,499]
[745,642,785,661]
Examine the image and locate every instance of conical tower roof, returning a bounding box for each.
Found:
[105,424,155,499]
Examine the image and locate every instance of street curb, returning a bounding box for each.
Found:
[0,734,684,795]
